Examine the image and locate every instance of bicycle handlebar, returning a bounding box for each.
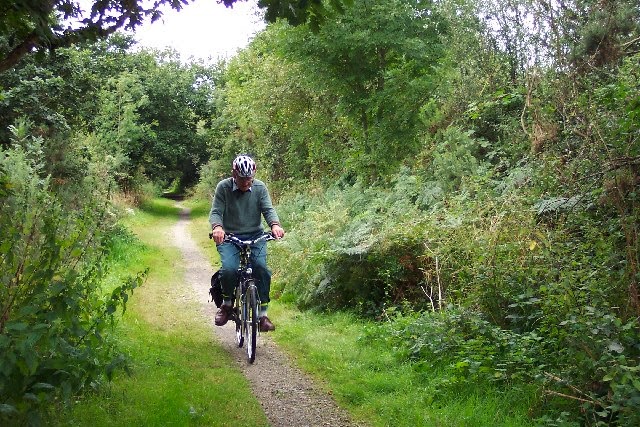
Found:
[225,233,277,246]
[208,231,278,246]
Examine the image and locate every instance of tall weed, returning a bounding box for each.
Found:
[270,134,640,424]
[0,130,143,423]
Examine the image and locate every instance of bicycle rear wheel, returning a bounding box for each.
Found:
[234,283,244,348]
[245,281,259,363]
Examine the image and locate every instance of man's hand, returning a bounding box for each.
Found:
[271,224,285,239]
[211,226,225,244]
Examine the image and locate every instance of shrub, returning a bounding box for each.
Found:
[0,131,143,423]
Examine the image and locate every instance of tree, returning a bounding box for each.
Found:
[131,51,214,188]
[0,33,135,147]
[284,0,448,178]
[252,0,352,29]
[214,0,448,182]
[222,24,350,184]
[0,0,353,73]
[0,0,166,73]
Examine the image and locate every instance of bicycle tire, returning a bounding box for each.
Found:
[234,283,244,348]
[245,281,258,363]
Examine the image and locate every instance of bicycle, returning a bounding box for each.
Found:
[209,232,276,363]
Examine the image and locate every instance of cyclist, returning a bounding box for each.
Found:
[209,154,285,332]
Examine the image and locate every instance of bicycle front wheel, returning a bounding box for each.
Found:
[245,281,259,363]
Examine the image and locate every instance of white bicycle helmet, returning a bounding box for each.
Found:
[232,155,256,178]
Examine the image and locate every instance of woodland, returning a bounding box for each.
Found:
[1,0,639,425]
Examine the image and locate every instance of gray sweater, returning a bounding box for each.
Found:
[209,177,280,235]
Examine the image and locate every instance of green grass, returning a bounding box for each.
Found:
[183,198,219,268]
[52,197,269,426]
[185,196,538,427]
[267,307,536,427]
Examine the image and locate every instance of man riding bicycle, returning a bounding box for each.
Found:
[209,154,285,332]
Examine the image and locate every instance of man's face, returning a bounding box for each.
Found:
[233,170,254,192]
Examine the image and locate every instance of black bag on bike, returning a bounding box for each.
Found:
[209,270,223,308]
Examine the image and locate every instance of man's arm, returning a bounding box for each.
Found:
[258,184,284,238]
[209,180,227,244]
[270,223,285,239]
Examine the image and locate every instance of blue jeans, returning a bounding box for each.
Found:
[217,233,271,305]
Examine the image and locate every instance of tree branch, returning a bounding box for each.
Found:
[0,31,41,73]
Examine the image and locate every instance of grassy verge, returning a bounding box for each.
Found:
[185,197,537,427]
[52,198,268,426]
[268,307,536,427]
[184,198,219,267]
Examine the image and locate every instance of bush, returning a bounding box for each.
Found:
[192,157,231,200]
[269,146,640,424]
[0,131,144,423]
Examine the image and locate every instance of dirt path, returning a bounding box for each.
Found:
[172,207,363,427]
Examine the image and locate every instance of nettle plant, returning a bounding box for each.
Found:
[0,130,144,423]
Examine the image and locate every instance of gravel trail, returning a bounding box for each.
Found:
[172,207,364,427]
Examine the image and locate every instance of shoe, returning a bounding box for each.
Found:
[215,305,233,326]
[259,316,275,332]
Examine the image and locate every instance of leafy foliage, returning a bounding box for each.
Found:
[211,0,449,185]
[0,0,352,73]
[260,9,640,419]
[0,36,220,193]
[1,0,639,424]
[0,126,145,423]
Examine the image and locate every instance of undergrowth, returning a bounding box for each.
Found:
[267,113,640,425]
[0,126,144,424]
